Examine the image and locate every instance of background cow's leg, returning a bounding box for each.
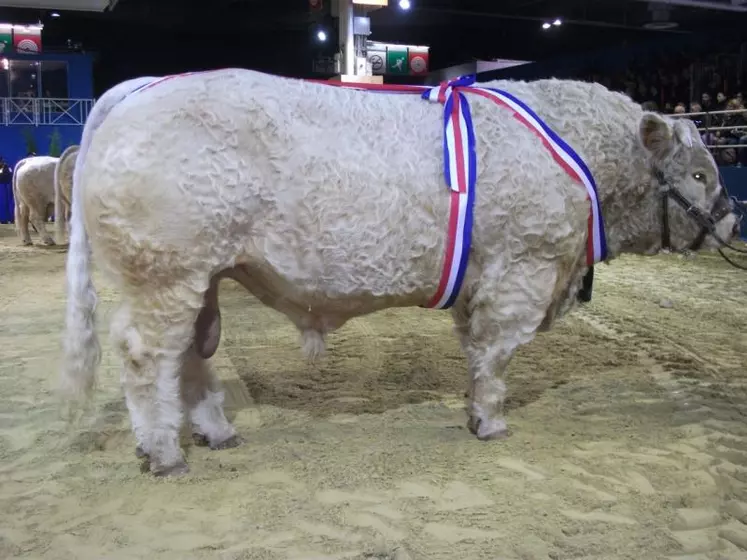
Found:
[111,296,199,477]
[180,346,240,450]
[458,262,558,440]
[28,208,54,245]
[17,203,32,245]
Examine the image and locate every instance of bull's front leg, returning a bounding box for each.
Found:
[453,263,557,440]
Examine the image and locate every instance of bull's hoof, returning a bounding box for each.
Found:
[21,240,32,246]
[467,416,510,441]
[191,433,210,447]
[152,461,190,478]
[192,432,243,450]
[135,445,148,458]
[42,238,55,246]
[209,434,243,451]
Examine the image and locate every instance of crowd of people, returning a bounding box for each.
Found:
[582,41,747,166]
[668,93,747,166]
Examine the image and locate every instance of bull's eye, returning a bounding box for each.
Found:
[692,172,706,183]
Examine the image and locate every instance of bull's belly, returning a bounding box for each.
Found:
[222,261,429,333]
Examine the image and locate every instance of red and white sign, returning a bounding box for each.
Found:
[309,0,323,11]
[408,47,429,75]
[13,25,42,54]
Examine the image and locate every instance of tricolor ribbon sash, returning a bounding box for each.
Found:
[318,74,606,309]
[131,72,607,310]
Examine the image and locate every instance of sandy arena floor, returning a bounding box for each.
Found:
[1,223,747,560]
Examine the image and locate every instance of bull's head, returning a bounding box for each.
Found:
[639,112,741,253]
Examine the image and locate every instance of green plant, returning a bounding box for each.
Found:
[48,128,62,157]
[20,128,38,155]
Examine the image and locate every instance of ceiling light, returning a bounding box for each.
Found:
[399,0,411,10]
[542,22,551,29]
[316,30,327,42]
[553,18,562,26]
[51,12,60,18]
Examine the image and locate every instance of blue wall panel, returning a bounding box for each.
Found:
[720,166,747,239]
[0,125,82,166]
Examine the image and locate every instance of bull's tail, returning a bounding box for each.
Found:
[60,76,160,405]
[12,158,27,237]
[54,145,78,244]
[60,115,101,402]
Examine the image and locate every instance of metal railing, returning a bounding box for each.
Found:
[0,97,95,126]
[670,108,747,150]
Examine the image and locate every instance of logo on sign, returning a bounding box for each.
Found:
[410,55,427,74]
[369,54,384,72]
[16,39,39,53]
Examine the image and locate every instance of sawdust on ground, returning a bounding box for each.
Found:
[1,223,747,560]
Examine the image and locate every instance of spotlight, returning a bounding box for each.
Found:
[553,18,562,26]
[542,22,551,30]
[399,0,411,10]
[50,12,60,18]
[316,30,327,42]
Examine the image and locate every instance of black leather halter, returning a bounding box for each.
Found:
[655,168,747,268]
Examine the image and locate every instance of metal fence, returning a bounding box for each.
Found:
[671,108,747,156]
[0,97,95,127]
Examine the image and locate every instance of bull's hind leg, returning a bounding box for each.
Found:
[16,203,32,245]
[181,346,240,450]
[28,207,54,245]
[182,276,239,449]
[111,295,201,476]
[453,261,558,440]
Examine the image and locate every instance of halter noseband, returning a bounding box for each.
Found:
[654,168,747,268]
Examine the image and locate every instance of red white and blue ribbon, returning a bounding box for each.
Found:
[419,75,607,308]
[420,76,478,309]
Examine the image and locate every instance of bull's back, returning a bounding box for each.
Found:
[81,69,455,295]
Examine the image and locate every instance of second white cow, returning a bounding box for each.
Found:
[13,155,58,246]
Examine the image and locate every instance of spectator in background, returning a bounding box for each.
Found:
[711,98,745,165]
[716,92,728,112]
[674,102,687,114]
[641,100,659,112]
[701,92,713,112]
[0,156,12,224]
[723,98,747,167]
[688,102,714,146]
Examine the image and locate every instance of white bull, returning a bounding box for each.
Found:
[13,155,59,246]
[54,144,81,244]
[60,69,740,476]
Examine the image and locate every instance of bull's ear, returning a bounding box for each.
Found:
[639,113,674,159]
[673,118,695,149]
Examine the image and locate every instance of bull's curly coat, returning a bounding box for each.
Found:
[54,144,81,244]
[13,155,59,246]
[61,68,739,476]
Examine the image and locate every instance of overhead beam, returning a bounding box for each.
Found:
[0,0,117,11]
[630,0,747,12]
[371,7,690,33]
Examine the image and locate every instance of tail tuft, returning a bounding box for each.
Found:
[300,329,326,362]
